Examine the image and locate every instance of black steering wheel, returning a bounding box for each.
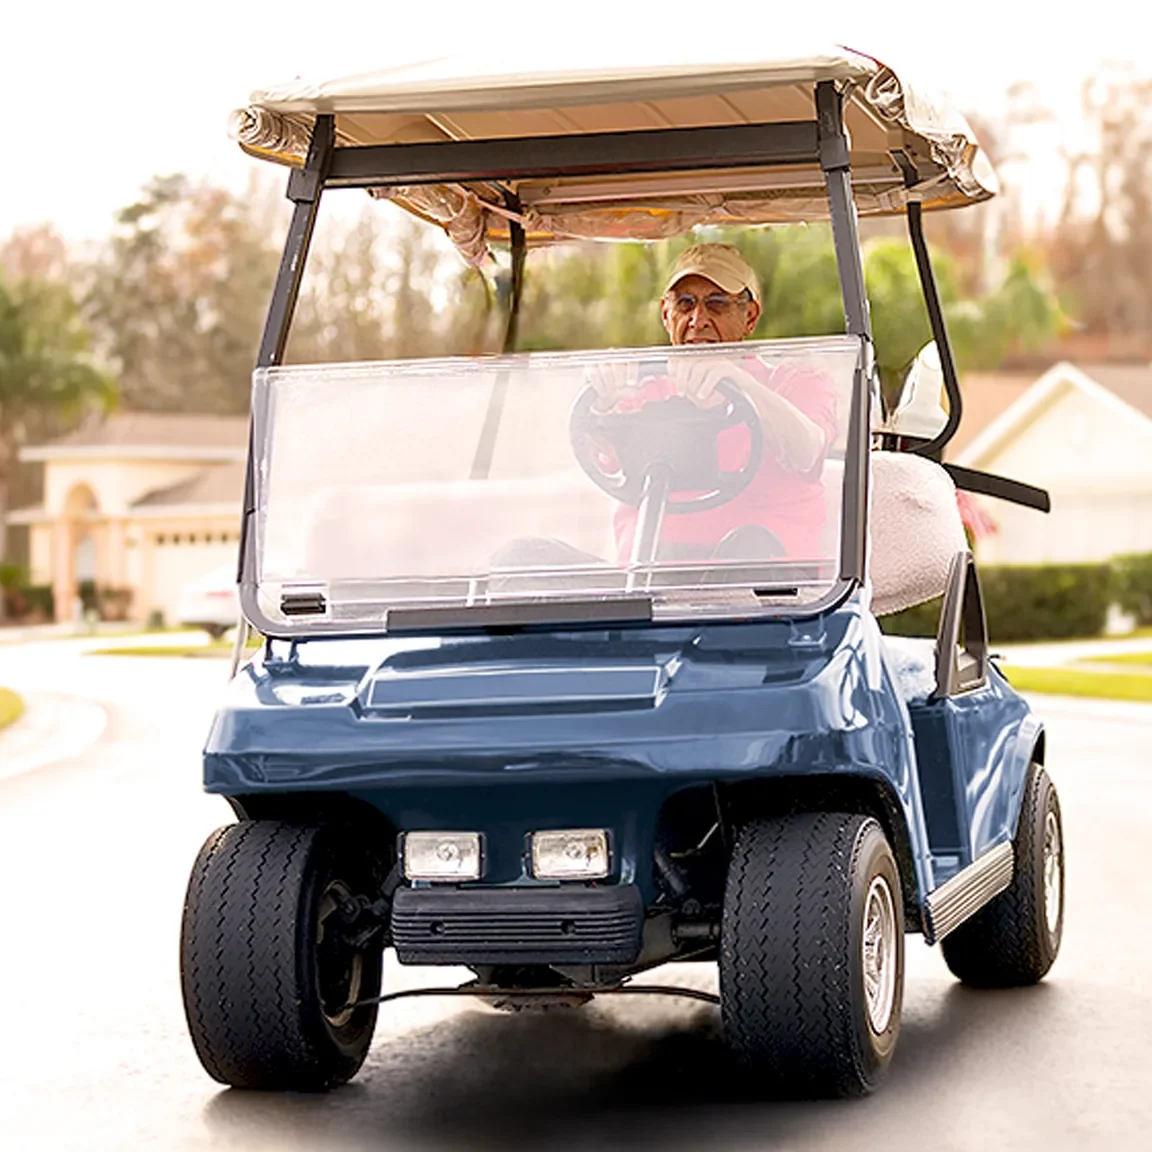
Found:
[570,377,764,513]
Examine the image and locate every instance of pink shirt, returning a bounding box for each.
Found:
[612,359,838,561]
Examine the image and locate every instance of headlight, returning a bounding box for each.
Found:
[531,829,610,879]
[402,832,482,881]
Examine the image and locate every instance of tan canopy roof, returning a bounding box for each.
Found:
[231,47,997,264]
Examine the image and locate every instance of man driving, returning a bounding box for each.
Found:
[594,242,838,562]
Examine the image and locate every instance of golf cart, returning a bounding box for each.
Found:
[180,47,1063,1098]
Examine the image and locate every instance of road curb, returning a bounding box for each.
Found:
[0,690,109,782]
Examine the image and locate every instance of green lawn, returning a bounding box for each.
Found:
[999,665,1152,703]
[0,687,25,728]
[85,637,262,658]
[1079,651,1152,668]
[85,643,236,658]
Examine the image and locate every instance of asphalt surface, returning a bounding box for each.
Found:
[1,639,1150,1151]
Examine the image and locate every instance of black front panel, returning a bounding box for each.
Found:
[392,885,643,965]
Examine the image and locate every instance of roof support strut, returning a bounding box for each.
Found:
[256,115,334,369]
[816,82,870,588]
[816,82,869,339]
[239,115,334,609]
[905,199,963,458]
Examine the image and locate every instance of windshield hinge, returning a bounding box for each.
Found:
[281,591,328,617]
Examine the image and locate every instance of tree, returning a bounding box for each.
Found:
[288,208,417,364]
[0,268,115,569]
[86,174,283,415]
[509,223,1061,408]
[1045,69,1152,356]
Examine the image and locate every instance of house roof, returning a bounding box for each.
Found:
[48,411,248,448]
[20,412,248,462]
[131,462,246,509]
[948,371,1037,459]
[1073,362,1152,422]
[955,360,1152,468]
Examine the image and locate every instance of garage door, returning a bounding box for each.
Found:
[148,535,239,627]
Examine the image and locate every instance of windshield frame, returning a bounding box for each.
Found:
[239,334,872,639]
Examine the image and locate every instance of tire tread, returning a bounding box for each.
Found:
[940,765,1061,987]
[720,812,901,1097]
[180,821,376,1090]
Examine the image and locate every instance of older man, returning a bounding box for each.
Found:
[596,242,838,562]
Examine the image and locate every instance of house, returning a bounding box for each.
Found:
[8,413,246,624]
[952,362,1152,565]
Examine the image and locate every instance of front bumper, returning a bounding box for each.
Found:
[391,884,643,965]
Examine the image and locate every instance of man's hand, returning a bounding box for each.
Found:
[586,360,641,412]
[670,356,827,473]
[668,357,758,408]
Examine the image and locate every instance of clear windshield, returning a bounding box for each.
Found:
[249,335,862,633]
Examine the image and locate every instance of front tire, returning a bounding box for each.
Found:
[720,812,904,1097]
[941,764,1063,986]
[180,821,384,1090]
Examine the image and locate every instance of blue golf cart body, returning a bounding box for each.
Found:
[179,47,1062,1097]
[206,597,1040,928]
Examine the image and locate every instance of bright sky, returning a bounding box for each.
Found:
[5,0,1150,245]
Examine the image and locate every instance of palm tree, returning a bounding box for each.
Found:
[0,271,116,588]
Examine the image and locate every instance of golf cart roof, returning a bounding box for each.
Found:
[231,46,996,263]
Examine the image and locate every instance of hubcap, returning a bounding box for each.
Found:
[862,875,898,1034]
[1043,809,1063,938]
[317,880,365,1028]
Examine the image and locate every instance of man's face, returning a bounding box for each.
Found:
[661,274,762,345]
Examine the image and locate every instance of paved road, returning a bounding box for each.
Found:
[1,640,1150,1151]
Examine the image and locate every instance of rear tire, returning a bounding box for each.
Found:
[720,812,904,1097]
[941,764,1063,987]
[180,821,384,1090]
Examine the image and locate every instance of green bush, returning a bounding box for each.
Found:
[0,564,27,591]
[18,585,55,620]
[1113,553,1152,626]
[77,578,99,614]
[882,563,1114,642]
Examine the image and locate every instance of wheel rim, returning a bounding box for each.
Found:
[316,880,364,1028]
[862,875,898,1035]
[1043,809,1063,937]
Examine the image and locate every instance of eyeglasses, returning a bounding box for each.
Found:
[667,289,751,317]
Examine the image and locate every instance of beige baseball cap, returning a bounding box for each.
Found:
[663,242,760,304]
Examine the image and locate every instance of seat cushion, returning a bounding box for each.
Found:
[870,452,966,616]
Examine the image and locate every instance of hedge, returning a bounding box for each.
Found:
[3,584,54,620]
[882,562,1114,643]
[1113,553,1152,627]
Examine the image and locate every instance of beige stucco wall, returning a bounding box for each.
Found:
[965,381,1152,565]
[43,459,217,518]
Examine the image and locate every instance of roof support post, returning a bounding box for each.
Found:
[906,200,963,458]
[816,82,870,586]
[816,82,870,339]
[239,116,334,606]
[256,114,335,369]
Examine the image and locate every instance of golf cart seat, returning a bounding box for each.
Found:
[870,452,968,704]
[870,451,966,618]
